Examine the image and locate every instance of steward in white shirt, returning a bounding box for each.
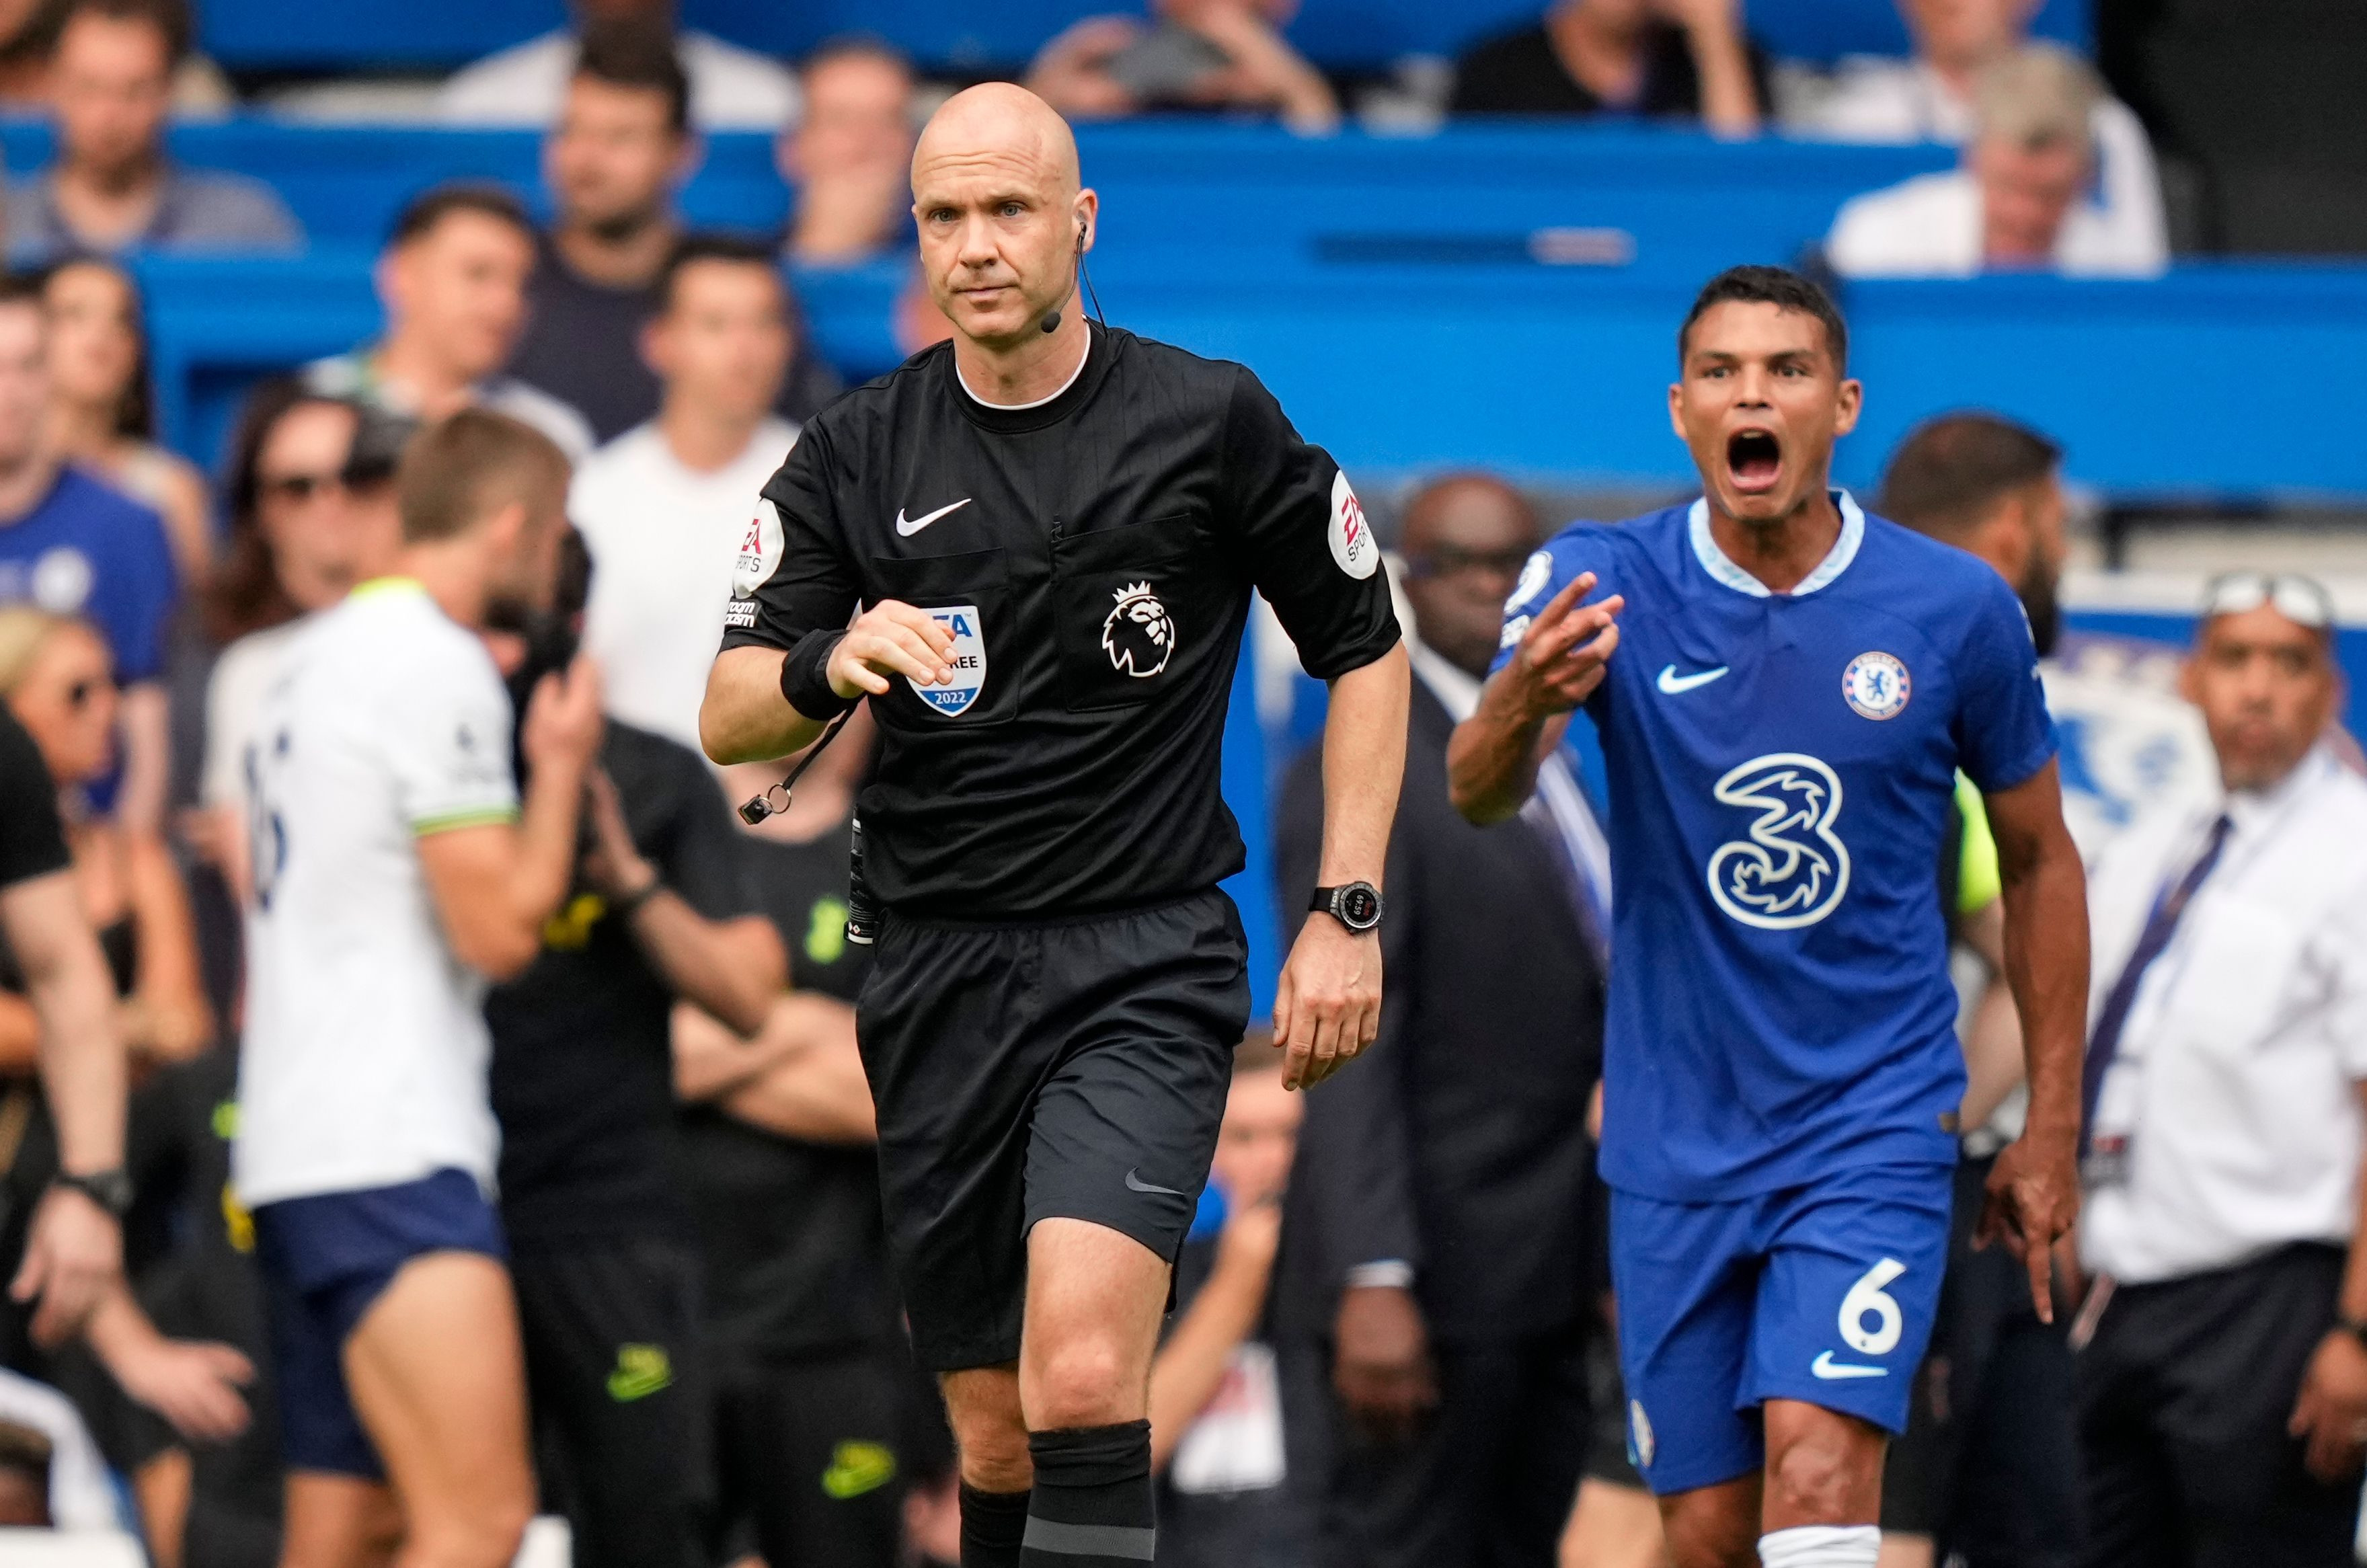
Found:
[2074,572,2367,1568]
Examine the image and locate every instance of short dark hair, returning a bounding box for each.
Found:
[396,408,571,545]
[656,233,783,313]
[1878,413,2063,541]
[1678,265,1849,373]
[387,183,536,254]
[573,18,690,135]
[0,272,46,314]
[60,0,189,67]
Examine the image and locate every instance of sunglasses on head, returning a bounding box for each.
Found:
[2203,571,2335,629]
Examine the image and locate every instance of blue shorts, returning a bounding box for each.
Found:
[1608,1163,1952,1496]
[251,1168,507,1480]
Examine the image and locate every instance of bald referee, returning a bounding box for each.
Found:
[703,83,1408,1568]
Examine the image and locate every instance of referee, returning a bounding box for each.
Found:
[701,83,1408,1568]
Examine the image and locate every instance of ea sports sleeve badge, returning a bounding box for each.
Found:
[1328,471,1379,580]
[726,498,784,629]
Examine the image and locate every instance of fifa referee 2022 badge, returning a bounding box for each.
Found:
[700,82,1410,1568]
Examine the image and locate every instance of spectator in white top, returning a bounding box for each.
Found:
[304,186,596,461]
[1826,43,2167,278]
[1791,0,2165,266]
[438,0,798,131]
[572,237,796,752]
[779,38,918,269]
[2074,572,2367,1567]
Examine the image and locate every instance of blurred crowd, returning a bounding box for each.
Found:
[0,3,2352,1568]
[0,0,2185,286]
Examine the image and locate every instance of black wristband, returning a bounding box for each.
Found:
[780,631,859,721]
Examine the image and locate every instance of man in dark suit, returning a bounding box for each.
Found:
[1274,474,1609,1568]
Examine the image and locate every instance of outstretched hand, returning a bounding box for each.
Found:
[828,600,958,699]
[1272,914,1381,1092]
[1974,1130,2081,1323]
[1500,574,1625,723]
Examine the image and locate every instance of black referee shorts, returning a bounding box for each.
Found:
[857,889,1251,1372]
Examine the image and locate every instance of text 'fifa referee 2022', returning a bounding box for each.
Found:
[701,82,1408,1568]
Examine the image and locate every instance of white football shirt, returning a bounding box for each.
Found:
[572,418,798,752]
[232,578,518,1208]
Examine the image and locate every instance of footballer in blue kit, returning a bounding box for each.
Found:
[1450,268,2090,1568]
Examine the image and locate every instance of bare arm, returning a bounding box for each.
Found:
[1149,1200,1282,1472]
[122,828,212,1064]
[114,682,170,838]
[1658,0,1760,136]
[579,769,784,1035]
[1446,574,1622,825]
[701,602,954,767]
[417,658,603,983]
[1974,760,2089,1323]
[1953,896,2028,1130]
[674,994,876,1144]
[85,1284,253,1444]
[0,869,125,1345]
[1272,643,1407,1091]
[2289,1081,2367,1481]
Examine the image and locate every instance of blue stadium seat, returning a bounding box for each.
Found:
[190,0,2089,73]
[128,246,2367,506]
[2,120,1947,257]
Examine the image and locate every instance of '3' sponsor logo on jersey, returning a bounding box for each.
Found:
[1705,752,1851,930]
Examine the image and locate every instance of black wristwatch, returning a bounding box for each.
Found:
[1309,881,1384,933]
[52,1169,132,1219]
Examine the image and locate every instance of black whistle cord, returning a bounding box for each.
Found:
[736,707,857,826]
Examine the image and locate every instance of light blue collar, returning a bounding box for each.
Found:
[1687,489,1865,599]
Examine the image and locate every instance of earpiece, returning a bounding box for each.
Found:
[1038,220,1090,334]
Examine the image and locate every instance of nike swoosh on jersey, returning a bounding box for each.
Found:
[1656,664,1731,695]
[1810,1351,1888,1380]
[1124,1169,1186,1197]
[895,498,972,536]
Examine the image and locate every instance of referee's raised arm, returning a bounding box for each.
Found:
[699,419,963,763]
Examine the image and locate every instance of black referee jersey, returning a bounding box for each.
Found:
[722,321,1401,922]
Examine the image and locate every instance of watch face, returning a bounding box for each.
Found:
[1337,884,1381,929]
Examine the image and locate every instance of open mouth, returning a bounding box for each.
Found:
[1726,428,1783,494]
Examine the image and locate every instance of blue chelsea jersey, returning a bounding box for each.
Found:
[1491,494,2056,1202]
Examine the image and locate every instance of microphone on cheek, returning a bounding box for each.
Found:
[1040,307,1062,334]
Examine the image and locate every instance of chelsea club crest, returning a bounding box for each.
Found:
[1841,652,1912,721]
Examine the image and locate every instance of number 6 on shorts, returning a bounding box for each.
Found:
[1838,1257,1906,1356]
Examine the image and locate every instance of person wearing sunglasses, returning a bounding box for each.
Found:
[2071,570,2367,1567]
[193,387,405,909]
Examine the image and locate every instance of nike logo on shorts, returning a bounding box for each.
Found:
[896,498,972,536]
[1124,1169,1186,1197]
[1810,1351,1888,1380]
[1656,664,1730,695]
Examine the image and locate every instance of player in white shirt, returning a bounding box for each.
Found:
[574,237,798,750]
[234,410,603,1568]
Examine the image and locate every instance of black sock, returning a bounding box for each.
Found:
[960,1481,1032,1568]
[1021,1421,1155,1566]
